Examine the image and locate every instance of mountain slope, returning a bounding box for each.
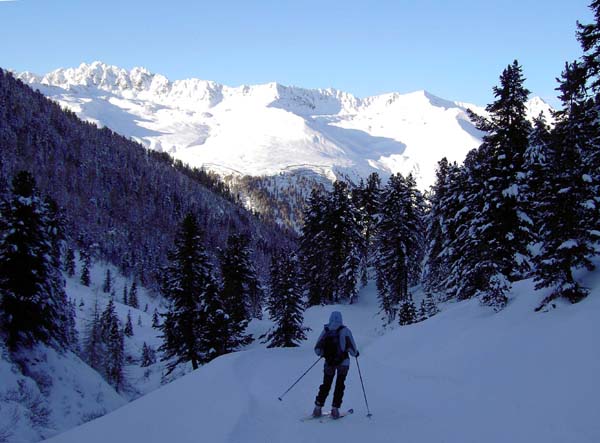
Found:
[18,62,553,190]
[0,69,291,286]
[43,266,600,443]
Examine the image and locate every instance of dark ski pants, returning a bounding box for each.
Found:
[315,364,349,408]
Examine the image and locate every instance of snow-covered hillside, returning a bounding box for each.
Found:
[0,259,170,443]
[42,265,600,443]
[18,62,552,190]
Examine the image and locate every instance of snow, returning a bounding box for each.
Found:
[558,240,578,250]
[18,62,553,191]
[42,271,600,443]
[502,183,519,197]
[0,256,172,442]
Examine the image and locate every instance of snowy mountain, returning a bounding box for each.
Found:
[18,62,553,191]
[42,262,600,443]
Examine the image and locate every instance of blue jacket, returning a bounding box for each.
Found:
[314,311,358,367]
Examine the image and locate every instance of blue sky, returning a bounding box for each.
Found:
[0,0,593,106]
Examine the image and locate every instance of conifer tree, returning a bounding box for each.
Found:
[375,173,425,322]
[122,285,128,306]
[533,61,600,307]
[152,308,160,328]
[325,181,364,304]
[83,300,103,371]
[462,60,533,310]
[159,212,243,371]
[124,310,134,337]
[103,269,112,294]
[220,233,261,332]
[100,299,125,392]
[422,292,440,318]
[418,299,428,322]
[0,171,74,350]
[423,158,451,294]
[129,281,139,309]
[159,213,208,372]
[140,342,156,367]
[264,250,307,348]
[398,297,417,326]
[299,189,331,306]
[353,172,382,287]
[64,248,76,278]
[80,250,91,287]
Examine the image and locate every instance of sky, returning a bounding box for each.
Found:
[0,0,594,106]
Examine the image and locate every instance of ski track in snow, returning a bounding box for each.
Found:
[41,269,600,443]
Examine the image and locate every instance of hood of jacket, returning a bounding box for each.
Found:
[326,311,344,330]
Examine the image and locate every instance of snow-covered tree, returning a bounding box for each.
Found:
[124,310,134,337]
[64,248,76,278]
[460,60,533,309]
[159,213,211,372]
[264,250,307,348]
[100,299,125,392]
[220,233,262,329]
[80,250,91,287]
[422,158,451,294]
[140,342,157,367]
[374,173,425,323]
[0,171,74,351]
[128,281,139,309]
[299,189,331,306]
[533,61,600,307]
[102,269,112,294]
[398,298,417,326]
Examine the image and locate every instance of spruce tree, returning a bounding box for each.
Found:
[80,250,91,287]
[64,248,76,278]
[83,300,103,371]
[353,172,382,287]
[152,308,160,328]
[398,298,417,326]
[140,342,156,367]
[533,61,600,307]
[103,269,112,294]
[423,158,451,294]
[124,310,134,337]
[325,181,364,304]
[463,61,533,309]
[264,250,307,348]
[122,285,128,306]
[159,212,243,371]
[375,173,425,323]
[0,171,74,350]
[299,189,331,306]
[129,281,139,309]
[159,213,208,372]
[100,299,125,392]
[220,233,261,332]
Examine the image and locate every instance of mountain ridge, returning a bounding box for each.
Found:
[18,61,553,190]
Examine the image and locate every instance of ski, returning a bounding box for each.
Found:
[300,408,354,422]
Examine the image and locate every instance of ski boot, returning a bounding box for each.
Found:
[312,405,322,418]
[331,407,340,419]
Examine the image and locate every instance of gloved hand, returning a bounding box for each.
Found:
[355,351,360,358]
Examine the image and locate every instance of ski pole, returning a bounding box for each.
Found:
[355,356,373,418]
[278,357,322,401]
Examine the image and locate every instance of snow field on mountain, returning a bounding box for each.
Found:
[44,267,600,443]
[19,62,554,190]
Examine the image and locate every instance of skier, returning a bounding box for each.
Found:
[312,311,359,419]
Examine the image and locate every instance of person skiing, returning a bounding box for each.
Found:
[312,311,359,419]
